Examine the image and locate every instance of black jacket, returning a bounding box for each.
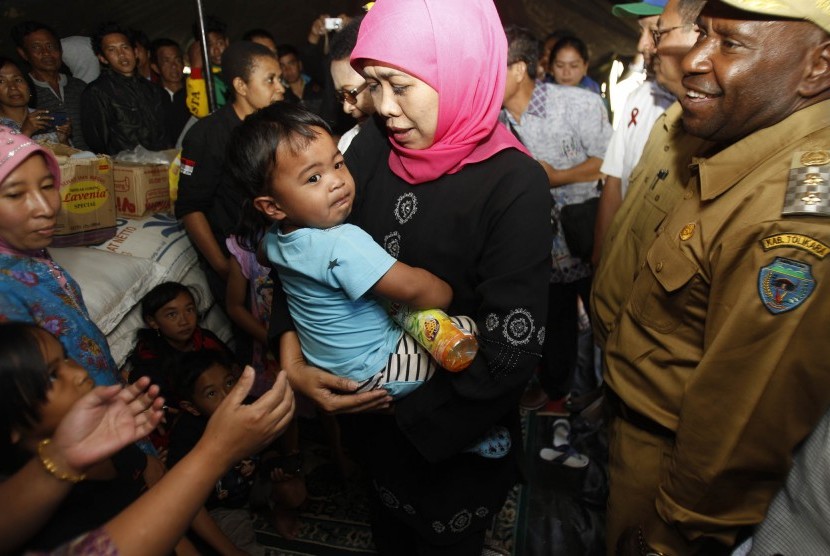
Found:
[80,68,171,155]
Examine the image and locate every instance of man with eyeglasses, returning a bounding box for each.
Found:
[592,0,706,351]
[651,0,701,99]
[604,0,830,554]
[328,16,375,152]
[11,21,89,150]
[593,0,675,267]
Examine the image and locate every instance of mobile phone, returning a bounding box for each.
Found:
[50,111,69,127]
[324,17,343,31]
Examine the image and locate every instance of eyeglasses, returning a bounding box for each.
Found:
[651,23,697,46]
[335,81,369,105]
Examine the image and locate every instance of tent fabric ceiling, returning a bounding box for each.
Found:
[1,0,638,69]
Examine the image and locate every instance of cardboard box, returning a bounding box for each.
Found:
[42,143,117,247]
[112,162,171,217]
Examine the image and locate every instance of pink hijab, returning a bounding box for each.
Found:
[351,0,527,184]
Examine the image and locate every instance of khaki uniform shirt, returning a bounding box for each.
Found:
[592,103,711,349]
[604,100,830,549]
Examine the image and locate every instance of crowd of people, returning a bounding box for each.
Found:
[0,0,829,554]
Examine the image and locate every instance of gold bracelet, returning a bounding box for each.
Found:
[37,438,86,483]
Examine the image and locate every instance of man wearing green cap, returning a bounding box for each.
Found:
[593,0,673,266]
[606,0,830,554]
[592,0,707,352]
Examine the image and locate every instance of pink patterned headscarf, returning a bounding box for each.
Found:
[351,0,527,184]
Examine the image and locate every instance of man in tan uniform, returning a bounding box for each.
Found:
[592,0,707,350]
[605,1,830,554]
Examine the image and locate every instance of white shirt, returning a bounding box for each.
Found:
[337,123,361,153]
[600,80,675,197]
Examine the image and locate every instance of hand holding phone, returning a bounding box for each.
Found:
[50,111,69,127]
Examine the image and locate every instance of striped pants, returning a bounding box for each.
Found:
[356,315,477,399]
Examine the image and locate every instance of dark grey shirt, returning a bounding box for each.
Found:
[30,73,89,150]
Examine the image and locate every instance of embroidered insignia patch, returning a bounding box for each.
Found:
[761,234,829,259]
[394,192,418,224]
[383,231,401,258]
[782,150,830,216]
[758,257,815,314]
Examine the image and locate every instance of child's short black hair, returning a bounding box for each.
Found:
[134,282,202,356]
[0,323,55,473]
[171,349,234,404]
[227,102,331,252]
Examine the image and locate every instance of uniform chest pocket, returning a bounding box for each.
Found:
[630,232,700,333]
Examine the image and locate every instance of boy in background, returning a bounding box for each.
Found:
[168,350,305,543]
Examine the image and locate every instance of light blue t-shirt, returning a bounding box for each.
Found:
[266,223,400,382]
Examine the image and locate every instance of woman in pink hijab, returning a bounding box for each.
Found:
[273,0,552,553]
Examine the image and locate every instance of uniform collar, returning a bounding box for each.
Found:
[694,100,830,201]
[661,101,683,133]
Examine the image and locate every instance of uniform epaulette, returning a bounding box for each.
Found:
[783,150,830,217]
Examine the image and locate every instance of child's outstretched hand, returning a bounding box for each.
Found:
[53,377,164,473]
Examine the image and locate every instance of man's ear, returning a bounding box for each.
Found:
[799,38,830,98]
[509,61,528,83]
[10,429,21,445]
[150,62,161,75]
[16,47,29,64]
[179,401,201,417]
[254,195,286,221]
[233,76,247,99]
[97,53,109,67]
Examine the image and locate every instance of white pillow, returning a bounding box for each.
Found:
[48,246,166,335]
[88,213,198,283]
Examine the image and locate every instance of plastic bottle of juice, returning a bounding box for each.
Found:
[389,305,478,371]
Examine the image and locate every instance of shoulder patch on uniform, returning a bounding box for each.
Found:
[758,257,815,315]
[761,234,829,259]
[783,150,830,217]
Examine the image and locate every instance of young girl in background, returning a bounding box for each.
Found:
[128,281,233,404]
[0,322,247,555]
[128,281,234,455]
[226,229,278,398]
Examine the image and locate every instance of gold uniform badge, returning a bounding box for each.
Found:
[783,150,830,217]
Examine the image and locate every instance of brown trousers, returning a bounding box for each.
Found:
[606,417,678,555]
